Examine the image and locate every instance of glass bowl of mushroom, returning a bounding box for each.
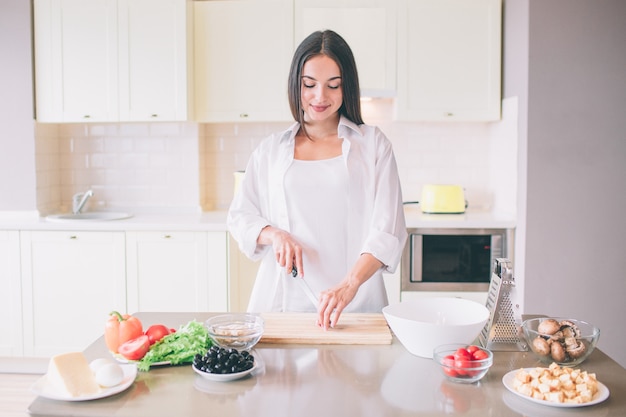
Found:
[521,318,600,367]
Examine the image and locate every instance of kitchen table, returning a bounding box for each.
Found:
[28,312,625,417]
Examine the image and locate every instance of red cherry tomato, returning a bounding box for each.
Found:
[454,348,471,360]
[455,359,472,375]
[472,349,489,361]
[145,324,171,345]
[118,335,150,360]
[453,348,472,375]
[442,354,458,377]
[466,345,481,355]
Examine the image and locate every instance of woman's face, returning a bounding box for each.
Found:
[300,55,343,123]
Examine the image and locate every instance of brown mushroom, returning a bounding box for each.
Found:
[551,342,567,362]
[559,320,581,338]
[538,319,561,335]
[566,340,587,359]
[532,336,551,356]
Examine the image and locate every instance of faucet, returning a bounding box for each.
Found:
[72,189,93,214]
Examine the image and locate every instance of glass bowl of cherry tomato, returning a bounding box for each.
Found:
[433,344,493,384]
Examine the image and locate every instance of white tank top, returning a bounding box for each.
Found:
[281,156,348,312]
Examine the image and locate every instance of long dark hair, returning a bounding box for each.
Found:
[287,30,363,129]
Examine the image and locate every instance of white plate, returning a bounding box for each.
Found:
[31,364,137,401]
[502,368,610,408]
[192,363,256,382]
[112,353,169,367]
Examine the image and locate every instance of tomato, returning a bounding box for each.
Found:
[118,335,150,361]
[145,324,170,345]
[455,360,472,375]
[442,354,458,377]
[454,348,471,360]
[472,349,489,361]
[466,345,481,355]
[453,348,472,375]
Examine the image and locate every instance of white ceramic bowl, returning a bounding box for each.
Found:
[382,297,489,358]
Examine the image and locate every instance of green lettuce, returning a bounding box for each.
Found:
[137,320,211,372]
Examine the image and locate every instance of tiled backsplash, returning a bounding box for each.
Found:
[35,98,518,215]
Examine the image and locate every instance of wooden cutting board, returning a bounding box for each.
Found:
[259,313,392,345]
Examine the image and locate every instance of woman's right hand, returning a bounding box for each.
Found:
[258,226,304,277]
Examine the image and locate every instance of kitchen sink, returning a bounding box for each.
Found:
[45,212,133,222]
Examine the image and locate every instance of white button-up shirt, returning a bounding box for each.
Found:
[227,116,407,312]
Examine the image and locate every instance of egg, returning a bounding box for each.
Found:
[89,357,115,373]
[94,363,125,387]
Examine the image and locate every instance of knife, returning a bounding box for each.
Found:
[291,266,319,308]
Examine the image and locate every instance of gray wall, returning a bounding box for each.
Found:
[0,0,37,211]
[504,0,626,367]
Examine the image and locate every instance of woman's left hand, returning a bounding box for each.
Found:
[317,280,359,330]
[316,253,384,330]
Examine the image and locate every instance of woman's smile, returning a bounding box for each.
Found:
[301,55,343,122]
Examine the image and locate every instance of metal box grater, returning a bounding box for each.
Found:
[478,258,528,351]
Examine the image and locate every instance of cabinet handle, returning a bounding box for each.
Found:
[69,235,77,240]
[151,114,158,118]
[83,115,91,119]
[163,235,172,239]
[444,112,454,117]
[239,113,249,118]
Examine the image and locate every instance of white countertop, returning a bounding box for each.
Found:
[0,207,515,231]
[26,312,626,417]
[403,206,516,229]
[0,211,230,231]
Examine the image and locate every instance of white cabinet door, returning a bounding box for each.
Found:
[194,0,293,122]
[0,231,23,356]
[295,0,397,97]
[20,231,126,356]
[34,0,119,122]
[126,231,228,313]
[396,0,502,121]
[118,0,191,121]
[34,0,191,123]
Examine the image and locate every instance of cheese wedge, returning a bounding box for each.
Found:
[46,352,101,397]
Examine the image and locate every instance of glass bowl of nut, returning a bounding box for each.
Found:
[205,314,264,351]
[521,318,600,367]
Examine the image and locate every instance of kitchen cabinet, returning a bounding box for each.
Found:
[294,0,397,97]
[193,0,293,122]
[117,0,192,121]
[0,231,23,356]
[19,231,126,356]
[33,0,192,123]
[33,0,119,122]
[126,231,228,313]
[396,0,502,121]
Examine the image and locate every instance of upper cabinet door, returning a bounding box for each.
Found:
[396,0,502,121]
[33,0,191,123]
[34,0,119,122]
[118,0,191,122]
[193,0,293,123]
[294,0,397,97]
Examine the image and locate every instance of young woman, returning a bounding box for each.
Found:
[227,30,407,330]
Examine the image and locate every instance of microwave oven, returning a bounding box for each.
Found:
[401,228,514,292]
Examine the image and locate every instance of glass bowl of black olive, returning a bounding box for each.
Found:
[192,346,256,381]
